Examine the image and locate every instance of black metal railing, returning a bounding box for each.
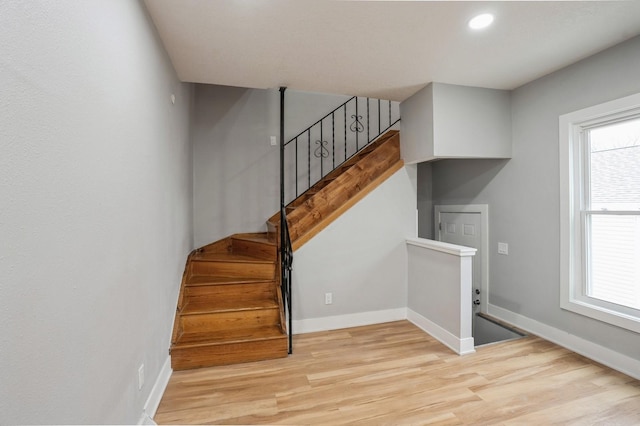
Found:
[277,91,400,354]
[280,206,293,354]
[279,87,293,354]
[284,96,400,204]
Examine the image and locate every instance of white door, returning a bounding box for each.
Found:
[437,211,482,311]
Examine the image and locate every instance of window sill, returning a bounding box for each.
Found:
[561,296,640,334]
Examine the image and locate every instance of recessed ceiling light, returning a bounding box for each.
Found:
[469,13,494,30]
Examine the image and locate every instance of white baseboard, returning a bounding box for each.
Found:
[293,308,407,334]
[407,309,475,355]
[487,304,640,381]
[138,356,173,425]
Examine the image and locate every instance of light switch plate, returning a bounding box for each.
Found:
[498,242,509,255]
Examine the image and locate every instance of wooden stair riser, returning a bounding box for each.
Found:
[179,308,281,334]
[190,260,275,279]
[171,338,288,370]
[230,238,276,260]
[196,237,233,255]
[266,221,278,244]
[185,281,277,304]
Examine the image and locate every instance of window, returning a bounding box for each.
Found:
[560,92,640,333]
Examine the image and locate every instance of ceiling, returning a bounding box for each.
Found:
[144,1,640,101]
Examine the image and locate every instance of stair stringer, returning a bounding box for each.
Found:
[268,130,402,250]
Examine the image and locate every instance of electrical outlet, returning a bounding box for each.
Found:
[325,292,333,305]
[270,136,277,146]
[138,364,145,390]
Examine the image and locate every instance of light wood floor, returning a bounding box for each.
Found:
[154,320,640,425]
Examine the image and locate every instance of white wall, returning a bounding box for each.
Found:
[431,35,640,363]
[291,165,417,331]
[0,1,193,423]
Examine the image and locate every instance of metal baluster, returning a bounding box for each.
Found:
[307,129,311,190]
[320,123,323,178]
[344,104,347,162]
[378,99,381,135]
[367,98,370,145]
[332,112,335,169]
[295,137,298,197]
[355,97,359,151]
[389,100,391,127]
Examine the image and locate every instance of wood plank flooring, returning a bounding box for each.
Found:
[154,320,640,425]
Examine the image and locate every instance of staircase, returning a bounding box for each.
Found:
[170,234,288,369]
[169,94,401,370]
[267,130,402,249]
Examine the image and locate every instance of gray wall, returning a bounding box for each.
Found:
[431,35,640,361]
[0,1,193,423]
[400,83,511,163]
[432,83,511,158]
[417,162,433,239]
[192,87,362,247]
[292,166,416,326]
[192,85,280,247]
[408,245,464,337]
[285,90,352,142]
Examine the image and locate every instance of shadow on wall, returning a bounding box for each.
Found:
[195,84,256,129]
[432,158,510,203]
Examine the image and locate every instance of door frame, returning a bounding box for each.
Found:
[434,204,489,313]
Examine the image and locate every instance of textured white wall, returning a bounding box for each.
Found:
[0,1,193,423]
[291,166,417,322]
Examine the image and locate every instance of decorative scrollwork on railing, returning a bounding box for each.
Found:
[284,96,400,202]
[314,140,329,158]
[350,114,364,133]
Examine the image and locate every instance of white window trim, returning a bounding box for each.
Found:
[559,92,640,334]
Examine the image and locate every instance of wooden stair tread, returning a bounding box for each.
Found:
[187,275,275,286]
[174,326,286,348]
[231,233,274,245]
[181,297,278,315]
[193,252,274,263]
